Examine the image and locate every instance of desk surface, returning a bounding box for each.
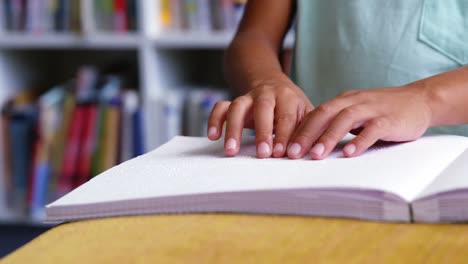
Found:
[2,214,468,263]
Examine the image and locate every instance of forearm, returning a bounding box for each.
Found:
[411,66,468,127]
[224,32,289,95]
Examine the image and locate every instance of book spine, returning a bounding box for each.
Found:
[70,0,80,32]
[171,0,183,31]
[98,0,114,31]
[58,106,85,195]
[91,103,106,176]
[75,104,98,188]
[101,101,121,171]
[196,0,212,31]
[47,0,58,32]
[54,0,65,31]
[25,0,41,33]
[126,0,136,31]
[159,0,172,31]
[11,0,25,31]
[220,0,235,31]
[0,0,6,33]
[80,0,95,34]
[48,92,74,201]
[9,109,37,215]
[133,109,144,157]
[120,90,138,162]
[183,0,198,31]
[113,0,128,32]
[1,111,12,209]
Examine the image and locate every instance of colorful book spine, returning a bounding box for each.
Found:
[101,100,121,172]
[75,104,98,188]
[58,105,86,195]
[113,0,128,32]
[48,91,74,202]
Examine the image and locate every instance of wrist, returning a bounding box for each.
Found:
[404,79,446,128]
[249,72,292,88]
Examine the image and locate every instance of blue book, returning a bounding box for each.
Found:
[133,110,144,157]
[8,106,37,214]
[30,162,50,219]
[55,0,70,31]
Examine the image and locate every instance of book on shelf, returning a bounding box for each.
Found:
[148,86,228,148]
[2,90,38,216]
[0,0,138,34]
[87,0,137,34]
[159,0,247,32]
[0,0,80,33]
[1,66,144,220]
[46,134,468,224]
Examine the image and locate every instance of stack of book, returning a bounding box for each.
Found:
[0,0,81,33]
[1,66,144,220]
[87,0,138,33]
[0,0,138,34]
[159,0,247,32]
[154,87,229,145]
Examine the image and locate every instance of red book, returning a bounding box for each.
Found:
[74,105,98,188]
[113,0,128,32]
[58,106,86,195]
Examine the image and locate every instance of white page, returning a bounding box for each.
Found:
[415,148,468,200]
[47,135,468,210]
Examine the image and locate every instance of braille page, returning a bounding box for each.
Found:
[46,134,468,216]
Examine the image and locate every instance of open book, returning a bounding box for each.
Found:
[46,135,468,223]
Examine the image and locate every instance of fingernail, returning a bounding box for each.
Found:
[257,142,271,156]
[273,143,284,154]
[287,143,302,157]
[311,143,325,157]
[208,127,217,137]
[344,144,356,156]
[225,138,237,150]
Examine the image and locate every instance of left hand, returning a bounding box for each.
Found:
[286,85,433,159]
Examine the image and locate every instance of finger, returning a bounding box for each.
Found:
[310,106,374,160]
[224,96,253,156]
[254,95,276,158]
[287,101,344,159]
[272,99,298,158]
[343,118,390,157]
[208,101,231,140]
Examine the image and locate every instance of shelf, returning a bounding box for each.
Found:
[153,31,295,49]
[0,33,142,50]
[0,212,51,227]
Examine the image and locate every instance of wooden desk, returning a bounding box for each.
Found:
[2,214,468,263]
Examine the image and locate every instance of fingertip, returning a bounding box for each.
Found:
[287,143,302,159]
[224,138,238,156]
[208,126,219,140]
[256,142,272,159]
[272,143,285,158]
[309,143,325,160]
[343,143,357,157]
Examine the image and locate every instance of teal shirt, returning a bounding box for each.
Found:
[292,0,468,136]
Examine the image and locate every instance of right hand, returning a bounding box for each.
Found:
[207,75,314,158]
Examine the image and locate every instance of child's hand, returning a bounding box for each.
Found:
[287,85,433,160]
[208,76,314,158]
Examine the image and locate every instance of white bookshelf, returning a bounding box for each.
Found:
[0,0,295,226]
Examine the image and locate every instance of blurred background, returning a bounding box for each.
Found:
[0,0,294,257]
